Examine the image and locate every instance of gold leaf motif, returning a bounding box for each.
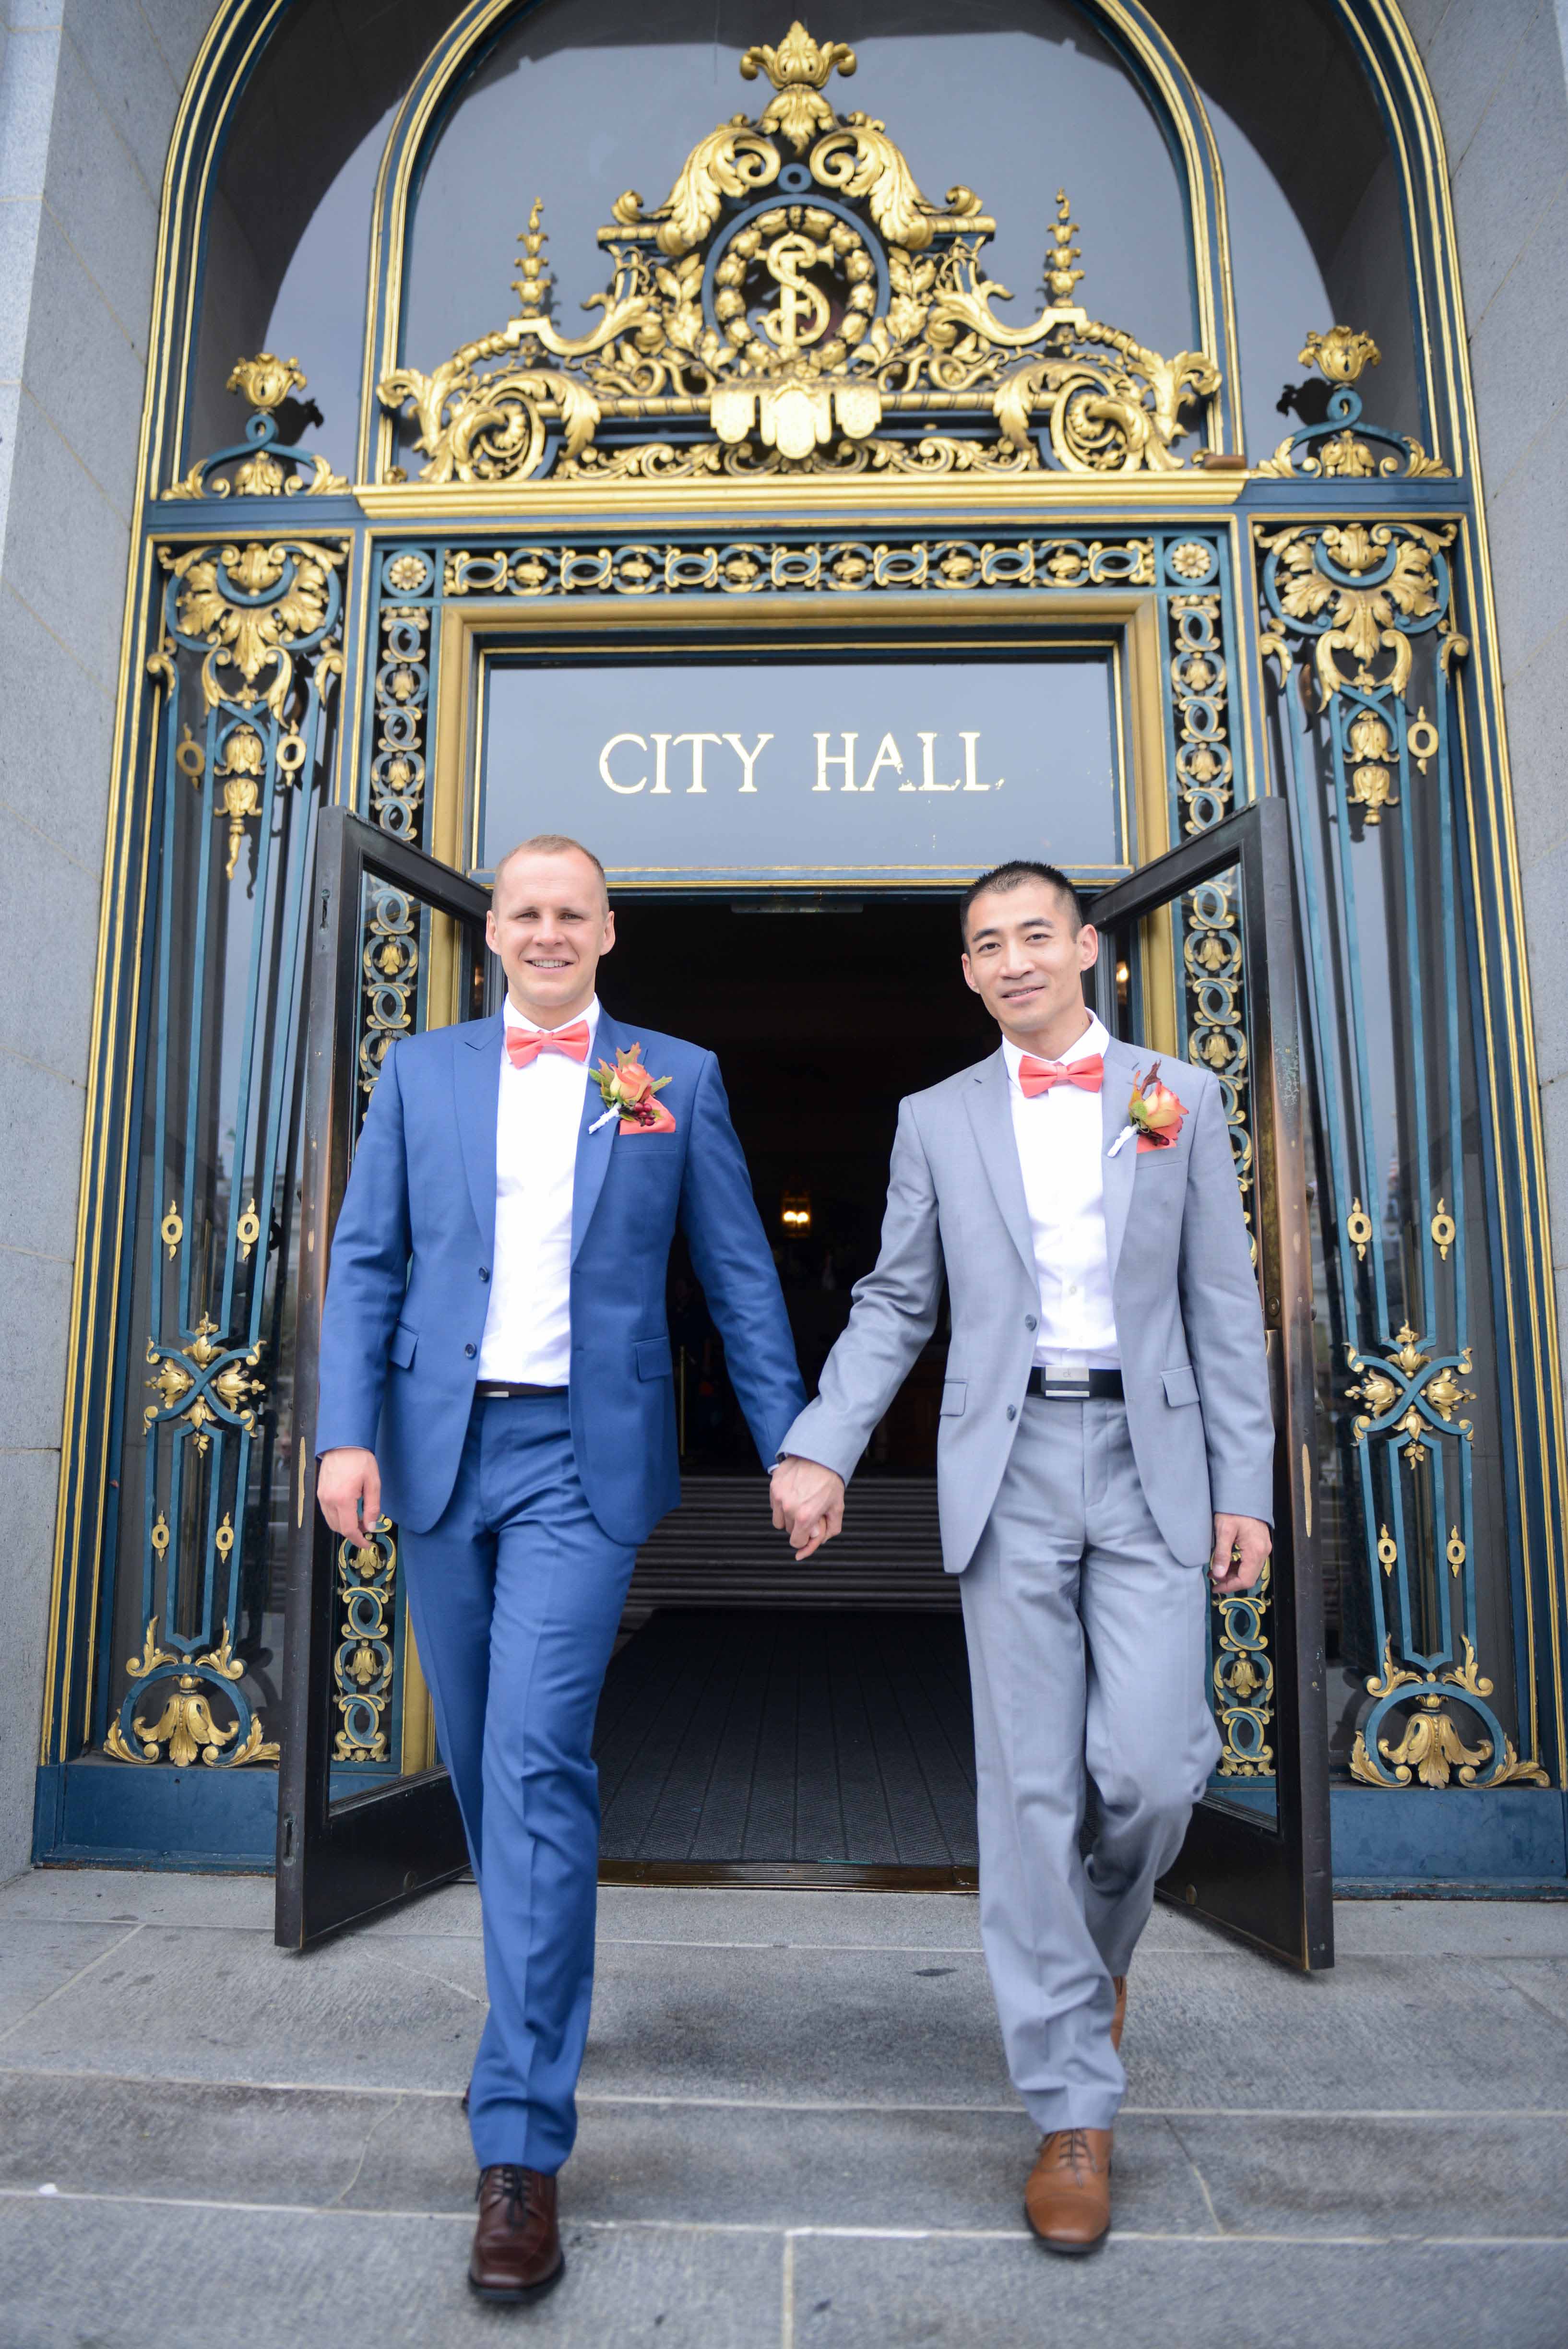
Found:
[1300,325,1381,384]
[1378,1695,1490,1788]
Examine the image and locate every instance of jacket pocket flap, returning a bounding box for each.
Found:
[939,1378,967,1417]
[1162,1362,1199,1407]
[389,1321,417,1369]
[635,1338,673,1381]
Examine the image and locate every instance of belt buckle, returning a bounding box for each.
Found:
[1044,1367,1091,1401]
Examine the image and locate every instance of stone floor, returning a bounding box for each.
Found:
[0,1871,1565,2346]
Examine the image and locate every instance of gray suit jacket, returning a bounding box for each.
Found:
[781,1033,1274,1571]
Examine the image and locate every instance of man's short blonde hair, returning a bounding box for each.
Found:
[492,833,608,905]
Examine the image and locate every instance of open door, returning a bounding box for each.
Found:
[275,810,490,1948]
[1091,797,1333,1970]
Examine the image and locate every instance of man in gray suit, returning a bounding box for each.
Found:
[770,859,1272,2254]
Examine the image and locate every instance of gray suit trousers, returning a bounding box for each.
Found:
[960,1393,1221,2132]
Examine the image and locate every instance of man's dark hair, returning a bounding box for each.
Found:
[959,859,1084,945]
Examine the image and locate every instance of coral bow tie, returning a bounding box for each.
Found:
[506,1020,590,1069]
[1019,1053,1104,1098]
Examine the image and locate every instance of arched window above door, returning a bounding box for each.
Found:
[400,0,1198,411]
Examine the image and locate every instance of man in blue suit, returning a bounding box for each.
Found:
[316,832,804,2303]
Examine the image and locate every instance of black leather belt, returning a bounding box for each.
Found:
[474,1381,568,1399]
[1027,1366,1124,1401]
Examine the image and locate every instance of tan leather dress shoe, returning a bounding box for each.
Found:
[1111,1973,1128,2052]
[469,2165,565,2302]
[1024,2127,1113,2254]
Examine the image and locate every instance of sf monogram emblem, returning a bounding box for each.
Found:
[760,230,831,356]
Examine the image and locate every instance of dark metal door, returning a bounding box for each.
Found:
[275,810,491,1947]
[1090,797,1332,1970]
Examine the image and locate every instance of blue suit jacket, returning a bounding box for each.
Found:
[315,1008,806,1542]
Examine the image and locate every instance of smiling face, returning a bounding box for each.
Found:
[961,877,1099,1056]
[486,846,615,1026]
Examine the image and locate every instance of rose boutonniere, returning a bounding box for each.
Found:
[1107,1061,1186,1158]
[588,1043,677,1137]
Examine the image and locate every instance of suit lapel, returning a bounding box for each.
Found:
[454,1012,504,1258]
[1100,1035,1143,1282]
[570,1008,620,1265]
[963,1050,1037,1287]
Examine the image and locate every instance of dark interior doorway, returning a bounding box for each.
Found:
[593,895,993,1878]
[606,892,992,1486]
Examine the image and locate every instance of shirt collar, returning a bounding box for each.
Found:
[503,994,600,1043]
[1002,1011,1109,1088]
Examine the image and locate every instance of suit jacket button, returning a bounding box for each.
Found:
[1006,1404,1017,1421]
[1025,1315,1037,1330]
[464,1342,476,1358]
[478,1267,490,1282]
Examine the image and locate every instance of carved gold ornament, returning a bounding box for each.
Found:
[166,352,346,499]
[1349,1637,1549,1788]
[1256,324,1449,481]
[144,1313,266,1455]
[104,1618,278,1768]
[377,30,1221,485]
[157,538,345,716]
[1260,522,1454,702]
[1346,1323,1474,1464]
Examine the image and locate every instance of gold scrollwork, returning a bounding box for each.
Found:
[160,1199,183,1260]
[358,883,419,1102]
[1168,593,1230,833]
[1430,1198,1456,1260]
[334,1519,398,1763]
[1345,1323,1474,1465]
[437,534,1154,605]
[377,36,1220,485]
[1255,325,1449,481]
[1349,1637,1550,1788]
[1258,521,1457,703]
[236,1199,261,1261]
[1212,1561,1274,1777]
[158,539,345,714]
[105,1619,279,1768]
[165,353,347,500]
[1346,1198,1373,1261]
[143,1314,266,1454]
[372,599,430,838]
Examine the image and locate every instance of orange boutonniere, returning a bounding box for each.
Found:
[588,1042,677,1137]
[1108,1061,1186,1157]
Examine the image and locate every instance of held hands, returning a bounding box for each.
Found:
[771,1456,846,1562]
[318,1446,382,1541]
[1210,1511,1271,1594]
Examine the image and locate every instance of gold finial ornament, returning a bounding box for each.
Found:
[1257,322,1448,479]
[225,352,308,411]
[1299,325,1380,385]
[1045,190,1084,306]
[740,21,856,152]
[513,198,552,316]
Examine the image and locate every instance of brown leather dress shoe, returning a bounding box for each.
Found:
[1024,2127,1113,2254]
[469,2165,565,2302]
[1111,1974,1128,2052]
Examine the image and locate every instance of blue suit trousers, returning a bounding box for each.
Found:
[399,1390,637,2172]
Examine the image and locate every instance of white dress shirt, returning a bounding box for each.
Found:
[475,997,600,1386]
[1002,1012,1120,1371]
